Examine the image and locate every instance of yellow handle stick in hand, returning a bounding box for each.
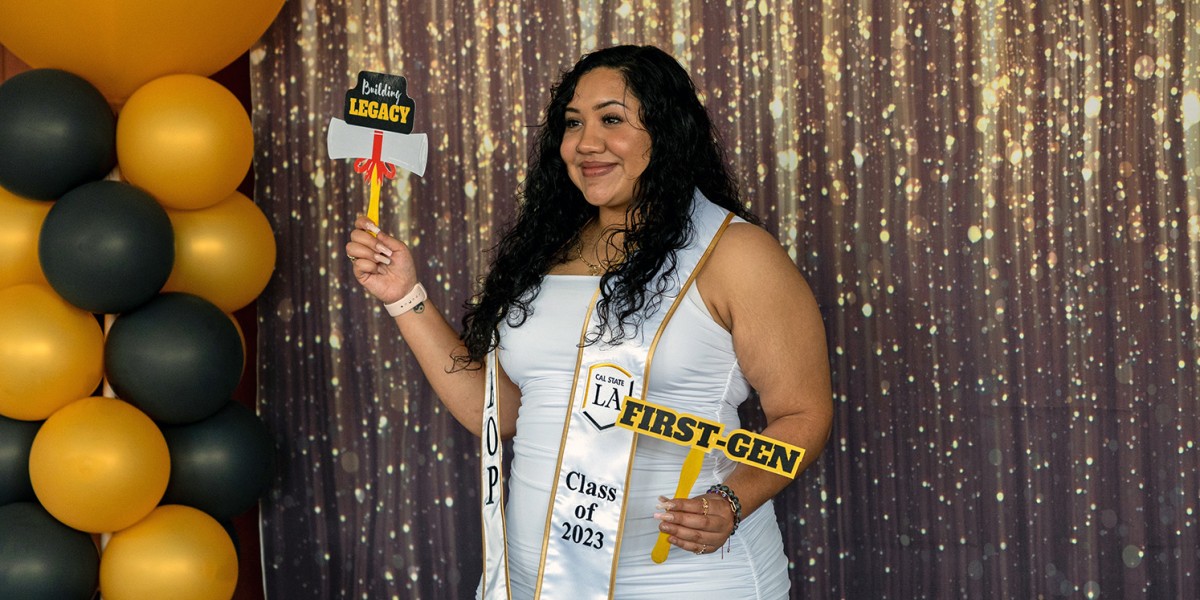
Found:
[366,169,382,232]
[651,446,704,564]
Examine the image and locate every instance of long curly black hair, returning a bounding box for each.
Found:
[457,45,757,366]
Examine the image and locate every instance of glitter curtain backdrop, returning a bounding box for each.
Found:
[249,1,1200,598]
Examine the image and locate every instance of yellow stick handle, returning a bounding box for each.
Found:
[366,172,381,234]
[651,446,704,564]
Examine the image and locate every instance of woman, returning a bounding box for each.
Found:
[347,45,831,599]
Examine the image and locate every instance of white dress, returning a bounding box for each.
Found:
[497,272,790,599]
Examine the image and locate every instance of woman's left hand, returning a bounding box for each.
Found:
[654,493,734,555]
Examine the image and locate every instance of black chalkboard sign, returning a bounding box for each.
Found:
[343,71,415,135]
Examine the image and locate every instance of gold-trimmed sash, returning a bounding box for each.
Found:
[480,351,511,599]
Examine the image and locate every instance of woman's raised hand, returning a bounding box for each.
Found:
[346,216,419,305]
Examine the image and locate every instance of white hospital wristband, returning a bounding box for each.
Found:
[384,283,427,316]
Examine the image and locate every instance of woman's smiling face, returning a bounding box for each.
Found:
[560,67,652,215]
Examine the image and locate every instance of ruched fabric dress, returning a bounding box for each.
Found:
[497,266,791,599]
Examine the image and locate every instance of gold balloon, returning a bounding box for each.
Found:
[117,74,253,210]
[163,192,276,312]
[0,186,50,288]
[100,505,238,600]
[0,0,284,102]
[29,397,170,533]
[0,284,103,421]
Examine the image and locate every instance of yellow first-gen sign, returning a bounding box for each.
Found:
[616,397,806,478]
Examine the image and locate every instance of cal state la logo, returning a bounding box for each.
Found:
[582,364,635,431]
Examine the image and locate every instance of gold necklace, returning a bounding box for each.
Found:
[575,220,626,276]
[576,235,603,276]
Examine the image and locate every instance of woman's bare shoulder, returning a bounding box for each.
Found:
[696,221,815,329]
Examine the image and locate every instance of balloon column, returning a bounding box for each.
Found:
[0,2,284,599]
[0,0,286,104]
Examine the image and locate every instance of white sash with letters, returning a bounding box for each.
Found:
[480,351,510,599]
[480,192,734,599]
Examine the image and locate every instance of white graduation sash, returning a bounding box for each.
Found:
[480,192,734,600]
[480,351,511,599]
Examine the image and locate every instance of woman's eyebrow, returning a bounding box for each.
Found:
[565,99,627,113]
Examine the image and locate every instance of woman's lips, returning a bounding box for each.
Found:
[579,162,616,177]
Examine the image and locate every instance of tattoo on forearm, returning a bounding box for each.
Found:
[413,302,425,314]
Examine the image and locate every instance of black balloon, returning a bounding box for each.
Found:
[0,416,41,505]
[105,293,243,424]
[0,502,99,600]
[0,69,116,200]
[39,180,174,314]
[162,401,275,520]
